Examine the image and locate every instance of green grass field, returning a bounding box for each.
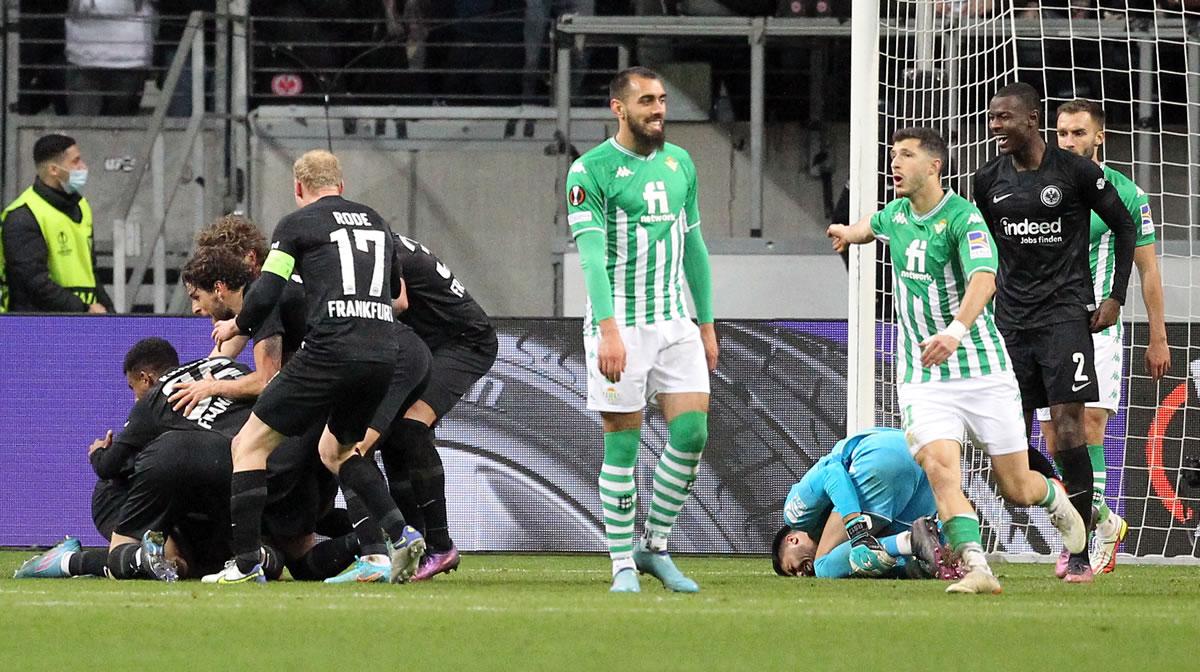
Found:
[0,551,1194,670]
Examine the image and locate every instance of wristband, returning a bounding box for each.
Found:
[845,514,871,542]
[943,320,969,341]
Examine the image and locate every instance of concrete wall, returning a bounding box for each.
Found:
[251,120,849,318]
[13,119,226,255]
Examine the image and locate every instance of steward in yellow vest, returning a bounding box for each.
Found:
[0,134,112,313]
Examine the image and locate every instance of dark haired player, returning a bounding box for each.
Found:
[566,66,718,593]
[973,82,1138,583]
[829,127,1083,594]
[206,149,423,584]
[17,338,265,581]
[770,428,953,580]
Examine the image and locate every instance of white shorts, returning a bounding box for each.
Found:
[583,318,710,413]
[898,372,1027,457]
[1034,332,1122,421]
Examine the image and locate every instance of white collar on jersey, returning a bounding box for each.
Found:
[608,137,658,161]
[907,189,954,222]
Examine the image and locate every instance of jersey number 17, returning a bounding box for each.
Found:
[330,228,386,297]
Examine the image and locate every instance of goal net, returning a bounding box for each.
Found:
[850,0,1200,562]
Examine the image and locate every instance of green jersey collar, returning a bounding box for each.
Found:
[608,137,657,161]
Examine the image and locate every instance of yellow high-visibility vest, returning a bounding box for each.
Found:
[1,186,98,308]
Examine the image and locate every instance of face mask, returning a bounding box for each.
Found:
[58,166,87,194]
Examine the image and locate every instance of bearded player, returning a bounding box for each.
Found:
[565,67,718,593]
[1031,99,1169,575]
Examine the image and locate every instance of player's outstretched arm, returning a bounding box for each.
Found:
[825,213,875,254]
[1134,244,1170,378]
[919,271,996,368]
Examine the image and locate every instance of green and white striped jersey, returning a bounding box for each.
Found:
[870,190,1009,384]
[566,138,700,335]
[1090,165,1157,338]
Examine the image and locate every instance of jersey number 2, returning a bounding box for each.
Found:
[329,229,385,297]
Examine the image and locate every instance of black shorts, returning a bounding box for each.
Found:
[421,333,499,420]
[1001,319,1099,410]
[369,328,433,433]
[262,434,338,540]
[114,430,232,540]
[254,348,395,445]
[91,478,130,541]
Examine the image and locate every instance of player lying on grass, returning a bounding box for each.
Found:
[15,339,366,582]
[770,427,958,579]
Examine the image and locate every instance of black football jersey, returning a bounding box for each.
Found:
[270,195,400,362]
[973,145,1136,329]
[393,233,493,348]
[91,358,253,478]
[253,279,308,357]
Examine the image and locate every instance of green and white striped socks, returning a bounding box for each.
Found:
[644,411,708,552]
[1089,444,1111,525]
[598,429,640,574]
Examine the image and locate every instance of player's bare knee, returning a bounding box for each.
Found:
[994,470,1037,506]
[1049,404,1086,445]
[917,449,959,492]
[1084,409,1109,445]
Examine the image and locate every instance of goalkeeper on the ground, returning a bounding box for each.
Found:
[771,427,956,579]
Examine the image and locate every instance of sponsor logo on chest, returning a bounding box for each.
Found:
[1000,216,1063,245]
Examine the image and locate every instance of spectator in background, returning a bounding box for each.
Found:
[65,0,156,115]
[154,1,216,117]
[522,0,595,104]
[0,134,113,313]
[936,0,995,17]
[16,0,70,115]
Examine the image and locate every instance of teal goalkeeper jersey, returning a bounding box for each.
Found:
[1090,165,1157,338]
[870,190,1009,384]
[566,138,700,335]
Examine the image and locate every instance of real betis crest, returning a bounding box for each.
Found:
[934,219,947,234]
[665,156,678,172]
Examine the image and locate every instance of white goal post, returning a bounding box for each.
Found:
[849,1,1200,563]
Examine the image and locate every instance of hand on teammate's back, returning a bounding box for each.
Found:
[1089,297,1121,333]
[88,430,113,457]
[169,370,218,415]
[211,318,240,347]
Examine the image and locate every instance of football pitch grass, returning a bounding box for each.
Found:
[0,551,1194,670]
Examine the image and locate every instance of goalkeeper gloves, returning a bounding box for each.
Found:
[845,514,897,577]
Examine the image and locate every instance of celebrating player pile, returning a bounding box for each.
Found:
[828,126,1086,595]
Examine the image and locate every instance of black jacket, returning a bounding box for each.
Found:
[2,177,114,312]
